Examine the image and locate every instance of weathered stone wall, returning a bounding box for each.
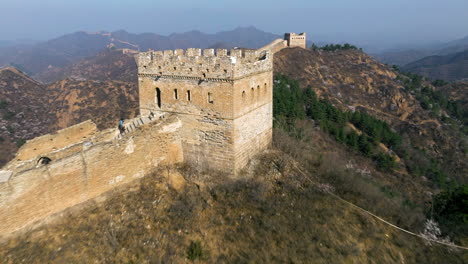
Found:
[15,120,98,161]
[284,33,307,49]
[137,46,273,174]
[258,39,288,54]
[0,116,183,235]
[233,102,273,170]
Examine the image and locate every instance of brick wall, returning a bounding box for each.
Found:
[0,116,183,236]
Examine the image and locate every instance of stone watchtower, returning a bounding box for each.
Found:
[284,33,307,49]
[137,48,273,173]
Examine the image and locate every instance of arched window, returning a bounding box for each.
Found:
[155,88,162,108]
[174,89,178,100]
[187,90,191,101]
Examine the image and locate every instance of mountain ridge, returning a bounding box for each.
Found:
[0,27,285,78]
[401,49,468,81]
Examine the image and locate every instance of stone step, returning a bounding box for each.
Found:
[114,112,167,141]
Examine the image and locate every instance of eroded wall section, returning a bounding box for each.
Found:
[0,116,183,235]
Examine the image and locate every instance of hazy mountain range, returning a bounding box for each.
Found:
[0,27,288,78]
[374,35,468,66]
[372,35,468,81]
[402,49,468,81]
[0,26,466,83]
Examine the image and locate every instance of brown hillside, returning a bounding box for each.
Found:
[1,157,466,263]
[438,81,468,108]
[0,67,57,165]
[0,68,138,166]
[274,47,467,182]
[35,49,138,84]
[47,79,139,130]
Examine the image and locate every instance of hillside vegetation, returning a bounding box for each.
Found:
[274,47,467,184]
[1,44,466,262]
[0,67,138,167]
[1,155,466,263]
[1,72,467,263]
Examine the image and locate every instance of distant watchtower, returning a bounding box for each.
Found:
[137,48,273,174]
[284,32,307,49]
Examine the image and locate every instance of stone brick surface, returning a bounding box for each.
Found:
[137,47,274,174]
[0,117,183,235]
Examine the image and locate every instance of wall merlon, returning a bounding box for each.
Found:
[163,50,174,56]
[186,48,202,56]
[216,49,228,57]
[174,49,184,56]
[230,49,242,58]
[203,49,215,57]
[243,50,257,61]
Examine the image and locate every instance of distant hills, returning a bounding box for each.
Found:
[374,35,468,66]
[374,35,468,81]
[0,27,283,79]
[402,49,468,81]
[35,48,137,83]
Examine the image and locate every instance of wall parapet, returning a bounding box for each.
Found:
[0,115,183,236]
[137,48,272,80]
[14,120,98,162]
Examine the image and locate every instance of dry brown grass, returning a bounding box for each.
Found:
[0,152,466,263]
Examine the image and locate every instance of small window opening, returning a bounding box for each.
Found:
[158,66,161,69]
[174,89,178,99]
[264,83,267,93]
[156,88,162,108]
[174,67,177,70]
[206,69,210,72]
[242,91,246,99]
[189,68,193,72]
[208,92,214,104]
[187,90,191,101]
[202,73,206,79]
[37,157,52,165]
[224,69,228,73]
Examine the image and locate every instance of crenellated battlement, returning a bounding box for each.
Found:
[137,48,272,80]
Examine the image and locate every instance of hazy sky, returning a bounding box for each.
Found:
[2,0,467,50]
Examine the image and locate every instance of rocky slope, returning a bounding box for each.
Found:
[47,79,138,130]
[439,81,468,108]
[274,47,467,182]
[0,66,138,166]
[0,67,57,164]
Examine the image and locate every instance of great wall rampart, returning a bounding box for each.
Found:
[0,115,183,235]
[0,32,307,237]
